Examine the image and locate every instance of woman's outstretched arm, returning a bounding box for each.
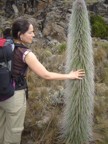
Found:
[25,52,85,80]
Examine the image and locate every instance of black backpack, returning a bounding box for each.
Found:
[0,38,15,101]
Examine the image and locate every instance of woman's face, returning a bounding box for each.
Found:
[20,24,35,44]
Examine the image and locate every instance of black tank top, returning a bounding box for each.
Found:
[12,45,29,80]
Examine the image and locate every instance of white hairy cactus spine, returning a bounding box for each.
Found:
[60,0,94,144]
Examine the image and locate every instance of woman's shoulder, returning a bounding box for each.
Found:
[23,49,32,62]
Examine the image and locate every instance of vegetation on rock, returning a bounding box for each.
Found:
[90,15,108,39]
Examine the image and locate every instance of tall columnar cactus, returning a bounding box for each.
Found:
[60,0,94,144]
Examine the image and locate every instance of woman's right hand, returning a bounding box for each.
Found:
[68,69,85,80]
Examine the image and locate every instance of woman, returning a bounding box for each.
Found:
[0,18,85,144]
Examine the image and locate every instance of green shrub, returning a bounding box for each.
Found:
[90,15,108,39]
[57,42,66,54]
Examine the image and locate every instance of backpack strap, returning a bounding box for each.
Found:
[1,47,8,67]
[14,43,27,49]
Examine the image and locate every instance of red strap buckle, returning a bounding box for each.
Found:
[0,38,6,47]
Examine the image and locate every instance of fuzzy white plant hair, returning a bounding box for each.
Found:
[60,0,94,144]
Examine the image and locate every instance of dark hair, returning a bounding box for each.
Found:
[12,18,30,40]
[3,28,11,38]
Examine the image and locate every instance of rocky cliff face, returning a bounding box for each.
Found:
[0,0,108,44]
[88,0,108,23]
[0,0,72,44]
